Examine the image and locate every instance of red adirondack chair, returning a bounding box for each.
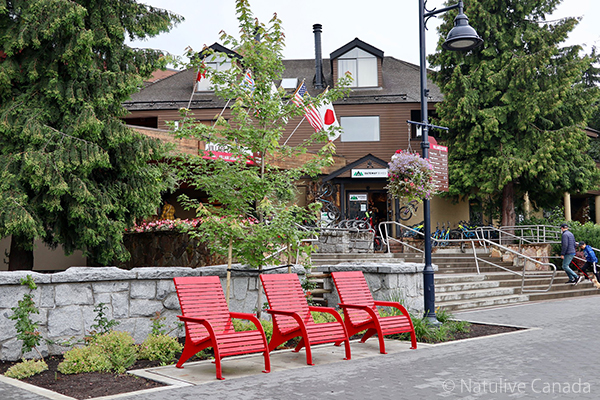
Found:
[260,273,351,365]
[173,276,271,380]
[331,271,417,353]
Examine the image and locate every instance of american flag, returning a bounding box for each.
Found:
[242,69,255,92]
[293,81,323,132]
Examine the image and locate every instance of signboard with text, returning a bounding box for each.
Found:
[429,142,448,192]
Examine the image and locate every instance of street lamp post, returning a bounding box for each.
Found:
[417,0,482,325]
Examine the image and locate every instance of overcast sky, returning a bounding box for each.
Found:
[130,0,600,68]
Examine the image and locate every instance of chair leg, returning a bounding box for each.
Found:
[360,328,377,343]
[410,329,417,349]
[262,350,271,374]
[304,342,314,365]
[343,337,351,360]
[294,338,306,353]
[377,331,387,354]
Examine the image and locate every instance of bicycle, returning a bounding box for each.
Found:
[398,200,419,221]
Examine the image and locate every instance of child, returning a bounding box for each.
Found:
[578,242,600,288]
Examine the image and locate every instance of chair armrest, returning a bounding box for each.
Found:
[338,303,371,310]
[308,306,345,325]
[229,312,268,337]
[337,303,380,320]
[266,309,305,326]
[177,315,217,337]
[373,301,411,317]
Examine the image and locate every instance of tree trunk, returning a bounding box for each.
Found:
[501,182,516,244]
[8,235,34,271]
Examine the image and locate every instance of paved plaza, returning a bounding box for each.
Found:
[2,295,600,399]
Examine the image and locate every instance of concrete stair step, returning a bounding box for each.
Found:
[435,286,519,302]
[437,294,530,312]
[528,286,600,302]
[435,280,501,293]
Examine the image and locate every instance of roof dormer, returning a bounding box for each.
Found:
[330,38,384,88]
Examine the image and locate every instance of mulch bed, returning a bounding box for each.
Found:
[0,323,524,399]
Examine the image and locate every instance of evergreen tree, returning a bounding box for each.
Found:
[429,0,600,226]
[0,1,182,270]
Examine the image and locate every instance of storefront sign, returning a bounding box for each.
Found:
[349,194,368,201]
[351,169,388,178]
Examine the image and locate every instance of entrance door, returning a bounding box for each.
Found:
[347,193,369,220]
[346,191,388,227]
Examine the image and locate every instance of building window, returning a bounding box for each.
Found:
[340,116,380,142]
[337,48,378,87]
[196,56,232,92]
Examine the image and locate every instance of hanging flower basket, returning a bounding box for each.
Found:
[386,150,436,203]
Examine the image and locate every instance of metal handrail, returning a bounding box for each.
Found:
[378,221,557,293]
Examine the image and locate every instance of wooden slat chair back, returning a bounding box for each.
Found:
[174,276,270,380]
[260,273,351,365]
[331,271,417,353]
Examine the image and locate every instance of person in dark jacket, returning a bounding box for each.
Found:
[560,223,581,284]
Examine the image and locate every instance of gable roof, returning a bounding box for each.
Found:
[123,38,443,112]
[323,154,389,182]
[330,38,384,60]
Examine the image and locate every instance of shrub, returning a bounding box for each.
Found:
[93,331,138,374]
[4,359,48,379]
[138,334,183,366]
[59,331,137,374]
[57,345,112,374]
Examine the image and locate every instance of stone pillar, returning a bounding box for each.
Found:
[564,193,572,221]
[596,196,600,225]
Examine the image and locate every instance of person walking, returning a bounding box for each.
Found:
[577,241,599,284]
[560,223,582,284]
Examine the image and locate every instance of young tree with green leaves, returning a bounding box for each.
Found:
[0,0,182,270]
[429,0,600,226]
[173,0,350,302]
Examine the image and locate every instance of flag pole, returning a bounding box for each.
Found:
[283,117,306,145]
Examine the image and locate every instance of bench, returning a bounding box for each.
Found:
[331,271,417,353]
[260,273,351,365]
[173,276,271,380]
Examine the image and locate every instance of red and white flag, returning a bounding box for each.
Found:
[318,96,340,140]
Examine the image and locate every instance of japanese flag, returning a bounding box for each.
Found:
[318,99,340,140]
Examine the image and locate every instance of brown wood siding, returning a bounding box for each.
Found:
[126,102,436,166]
[282,102,435,164]
[377,58,383,87]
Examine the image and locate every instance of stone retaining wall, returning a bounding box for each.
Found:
[314,263,427,313]
[0,262,425,361]
[316,230,374,253]
[0,265,304,361]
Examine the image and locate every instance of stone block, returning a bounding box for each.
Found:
[134,267,197,280]
[0,309,17,341]
[111,292,130,319]
[0,285,31,309]
[39,285,55,308]
[55,283,93,306]
[1,338,24,361]
[156,280,175,300]
[47,305,85,338]
[233,277,249,300]
[131,281,156,299]
[92,281,130,293]
[52,267,136,283]
[163,293,180,310]
[0,272,52,285]
[130,299,163,318]
[364,273,382,292]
